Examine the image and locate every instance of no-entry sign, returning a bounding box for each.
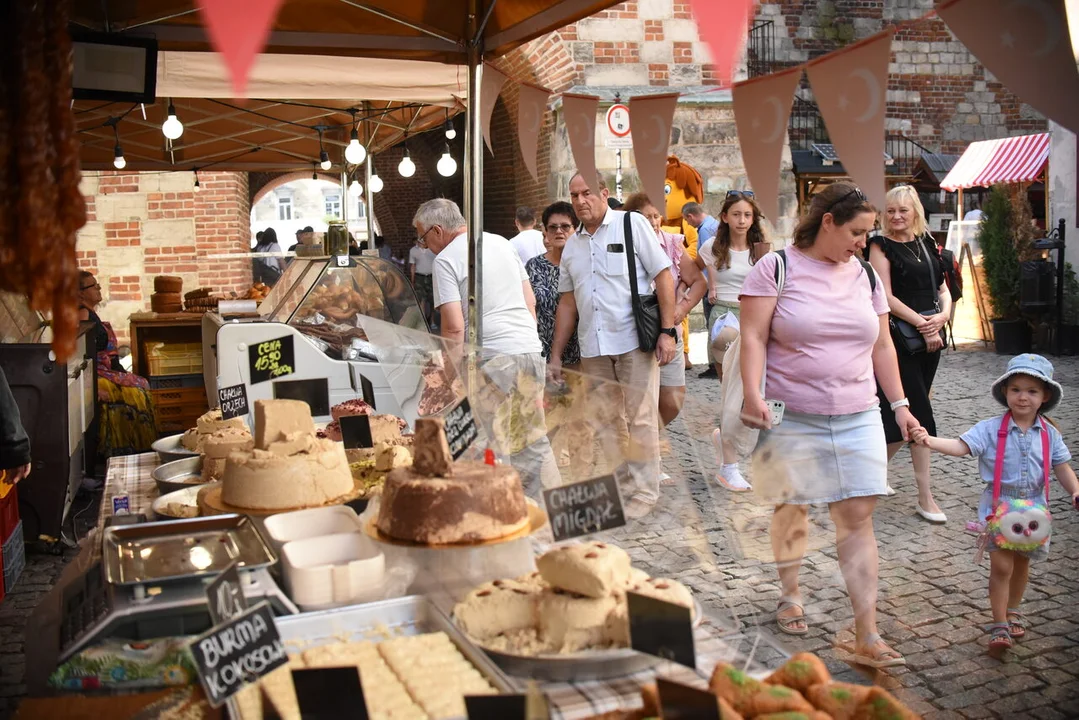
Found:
[606,104,631,137]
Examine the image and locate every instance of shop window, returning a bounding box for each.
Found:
[355,200,366,219]
[278,196,292,221]
[325,194,341,217]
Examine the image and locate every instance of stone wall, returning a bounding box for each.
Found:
[75,170,251,346]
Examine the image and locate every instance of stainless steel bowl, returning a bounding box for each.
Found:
[152,456,208,495]
[152,433,198,464]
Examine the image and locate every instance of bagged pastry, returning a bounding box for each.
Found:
[805,682,873,720]
[852,686,920,720]
[765,652,832,694]
[708,662,762,715]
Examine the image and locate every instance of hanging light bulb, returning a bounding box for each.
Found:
[398,147,416,178]
[320,149,332,171]
[369,171,383,193]
[113,143,126,169]
[436,144,457,177]
[445,120,456,141]
[312,166,318,181]
[349,178,363,197]
[161,100,184,140]
[345,128,366,165]
[193,171,200,193]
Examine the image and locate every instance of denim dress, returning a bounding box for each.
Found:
[960,415,1072,561]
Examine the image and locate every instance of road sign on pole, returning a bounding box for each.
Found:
[606,104,631,137]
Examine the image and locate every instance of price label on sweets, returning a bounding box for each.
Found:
[217,384,249,420]
[248,335,295,384]
[205,561,247,626]
[190,601,287,707]
[444,398,478,460]
[542,474,626,542]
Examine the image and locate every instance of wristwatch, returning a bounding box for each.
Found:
[659,327,677,338]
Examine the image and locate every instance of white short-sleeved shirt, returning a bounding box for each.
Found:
[432,231,542,356]
[557,209,672,358]
[511,228,546,265]
[408,245,436,275]
[699,239,752,304]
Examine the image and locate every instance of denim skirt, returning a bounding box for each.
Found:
[752,407,888,505]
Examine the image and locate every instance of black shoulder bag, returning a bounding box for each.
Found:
[889,235,947,355]
[623,212,662,352]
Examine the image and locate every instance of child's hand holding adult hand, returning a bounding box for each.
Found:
[910,427,930,446]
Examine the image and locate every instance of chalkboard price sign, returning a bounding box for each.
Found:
[190,601,287,707]
[340,414,374,449]
[217,384,249,420]
[272,378,330,417]
[541,474,626,542]
[359,374,376,409]
[627,591,696,670]
[205,561,247,626]
[248,335,295,385]
[655,678,722,720]
[444,398,478,460]
[292,667,369,719]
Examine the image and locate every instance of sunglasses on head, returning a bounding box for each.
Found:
[726,190,755,199]
[826,186,867,210]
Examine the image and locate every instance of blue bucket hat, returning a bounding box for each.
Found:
[991,354,1063,413]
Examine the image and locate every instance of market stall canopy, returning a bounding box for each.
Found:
[940,132,1050,191]
[75,53,465,171]
[70,0,621,63]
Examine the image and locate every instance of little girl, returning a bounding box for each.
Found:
[912,354,1078,656]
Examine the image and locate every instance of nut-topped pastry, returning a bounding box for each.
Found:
[535,541,632,598]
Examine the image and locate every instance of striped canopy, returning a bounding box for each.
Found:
[940,133,1050,191]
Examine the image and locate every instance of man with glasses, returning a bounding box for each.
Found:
[550,173,678,519]
[413,198,558,493]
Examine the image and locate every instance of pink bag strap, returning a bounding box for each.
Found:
[991,411,1051,512]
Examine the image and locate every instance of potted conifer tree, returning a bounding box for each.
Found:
[978,184,1034,354]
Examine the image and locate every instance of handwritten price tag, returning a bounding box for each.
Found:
[218,384,249,420]
[248,335,295,385]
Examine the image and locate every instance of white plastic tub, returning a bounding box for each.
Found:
[263,505,362,550]
[281,533,386,611]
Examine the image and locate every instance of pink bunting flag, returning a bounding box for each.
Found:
[517,83,552,182]
[686,0,755,88]
[732,67,802,224]
[805,32,894,209]
[629,94,679,211]
[938,0,1079,135]
[562,94,601,192]
[196,0,285,96]
[480,64,509,154]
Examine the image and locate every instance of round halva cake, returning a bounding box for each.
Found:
[376,463,528,544]
[221,437,353,510]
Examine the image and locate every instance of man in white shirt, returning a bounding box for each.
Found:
[414,199,558,492]
[963,200,983,222]
[408,237,437,327]
[550,173,678,518]
[510,206,547,265]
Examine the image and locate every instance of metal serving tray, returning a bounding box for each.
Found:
[102,514,277,586]
[151,433,198,464]
[152,456,208,495]
[275,595,513,695]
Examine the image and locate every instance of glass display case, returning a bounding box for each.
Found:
[258,256,428,361]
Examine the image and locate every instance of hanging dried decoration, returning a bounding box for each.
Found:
[0,0,86,360]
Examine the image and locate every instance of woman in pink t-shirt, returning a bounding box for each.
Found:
[739,182,919,669]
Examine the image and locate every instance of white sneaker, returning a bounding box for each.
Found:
[884,485,897,496]
[624,494,656,519]
[715,463,752,492]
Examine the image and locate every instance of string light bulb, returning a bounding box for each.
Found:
[162,100,184,140]
[398,146,415,178]
[319,149,331,171]
[345,128,366,165]
[193,170,200,193]
[113,143,126,169]
[369,169,383,194]
[436,143,457,177]
[444,109,456,140]
[349,178,363,197]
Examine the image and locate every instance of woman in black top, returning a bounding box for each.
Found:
[867,185,952,523]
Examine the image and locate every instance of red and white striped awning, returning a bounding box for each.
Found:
[940,133,1050,191]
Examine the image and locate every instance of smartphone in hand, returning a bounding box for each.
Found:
[764,399,786,426]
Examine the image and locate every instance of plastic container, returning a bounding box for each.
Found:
[3,520,24,594]
[0,482,19,544]
[146,342,203,376]
[280,533,385,612]
[263,506,362,552]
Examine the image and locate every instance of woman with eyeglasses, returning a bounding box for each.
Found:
[79,271,157,461]
[621,193,706,433]
[739,182,918,668]
[868,185,951,522]
[699,190,771,492]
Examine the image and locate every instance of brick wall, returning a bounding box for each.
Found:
[76,170,251,347]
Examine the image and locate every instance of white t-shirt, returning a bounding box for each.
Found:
[963,209,984,221]
[510,228,546,265]
[432,232,542,356]
[408,245,435,275]
[699,239,752,304]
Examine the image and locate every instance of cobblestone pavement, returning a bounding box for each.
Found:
[608,342,1079,719]
[2,344,1077,719]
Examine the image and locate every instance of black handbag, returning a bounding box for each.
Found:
[623,212,661,352]
[888,235,946,355]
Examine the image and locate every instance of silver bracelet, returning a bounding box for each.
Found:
[890,398,910,411]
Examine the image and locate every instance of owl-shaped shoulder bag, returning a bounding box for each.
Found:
[985,412,1052,554]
